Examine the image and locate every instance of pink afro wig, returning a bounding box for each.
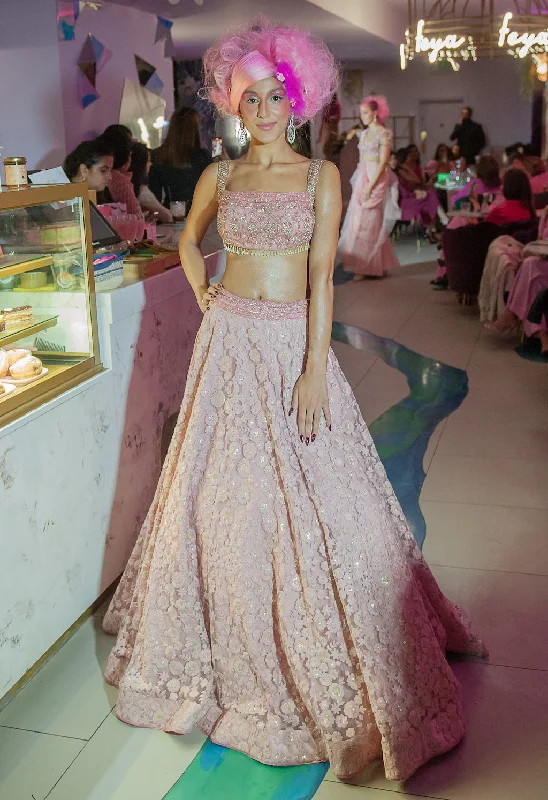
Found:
[203,20,339,126]
[361,95,390,125]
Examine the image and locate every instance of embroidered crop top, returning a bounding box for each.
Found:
[217,159,323,256]
[358,128,392,160]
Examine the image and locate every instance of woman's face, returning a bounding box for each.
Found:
[360,104,375,127]
[438,145,448,161]
[79,155,113,191]
[408,146,419,163]
[239,76,291,145]
[451,144,460,158]
[388,153,398,170]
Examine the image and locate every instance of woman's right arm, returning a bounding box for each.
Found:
[178,162,219,313]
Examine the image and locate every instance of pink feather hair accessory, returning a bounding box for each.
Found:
[274,61,306,116]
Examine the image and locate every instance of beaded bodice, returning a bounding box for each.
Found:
[217,159,323,256]
[358,128,391,160]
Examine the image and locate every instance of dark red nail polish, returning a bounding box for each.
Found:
[311,434,316,442]
[300,435,304,443]
[328,425,332,431]
[306,437,309,446]
[289,408,293,416]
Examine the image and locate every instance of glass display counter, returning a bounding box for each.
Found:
[0,184,102,427]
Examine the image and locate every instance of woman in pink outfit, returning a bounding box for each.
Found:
[103,22,486,783]
[338,96,400,280]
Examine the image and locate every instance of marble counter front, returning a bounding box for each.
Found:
[0,251,223,697]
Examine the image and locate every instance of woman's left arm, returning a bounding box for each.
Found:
[363,130,391,201]
[291,161,342,443]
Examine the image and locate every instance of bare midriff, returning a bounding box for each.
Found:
[221,252,309,302]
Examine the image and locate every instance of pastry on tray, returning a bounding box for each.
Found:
[0,351,9,379]
[1,306,33,327]
[4,348,32,366]
[0,314,5,333]
[0,383,5,397]
[9,355,43,380]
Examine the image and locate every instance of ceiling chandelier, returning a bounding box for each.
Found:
[400,0,548,79]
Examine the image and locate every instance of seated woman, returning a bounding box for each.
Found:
[526,156,548,195]
[484,167,535,225]
[396,146,443,232]
[98,127,141,214]
[149,107,211,212]
[436,168,536,292]
[486,207,548,351]
[425,142,455,179]
[63,139,114,193]
[130,142,173,223]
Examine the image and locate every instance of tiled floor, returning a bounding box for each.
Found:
[2,240,547,799]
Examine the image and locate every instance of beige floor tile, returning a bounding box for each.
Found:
[0,726,83,800]
[325,662,548,800]
[353,360,409,426]
[46,712,206,800]
[421,502,548,575]
[436,413,548,460]
[423,421,447,473]
[0,617,117,739]
[330,340,377,389]
[430,564,548,670]
[465,361,548,393]
[392,334,474,371]
[314,781,424,798]
[421,455,548,509]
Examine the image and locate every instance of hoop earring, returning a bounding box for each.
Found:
[286,113,296,145]
[236,116,248,146]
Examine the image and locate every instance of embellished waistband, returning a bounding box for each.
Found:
[213,285,308,320]
[224,242,310,257]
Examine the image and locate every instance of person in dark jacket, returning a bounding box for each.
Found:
[450,107,486,165]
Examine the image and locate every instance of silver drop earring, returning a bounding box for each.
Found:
[236,116,248,146]
[286,113,296,145]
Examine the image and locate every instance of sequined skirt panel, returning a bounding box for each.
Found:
[103,287,486,781]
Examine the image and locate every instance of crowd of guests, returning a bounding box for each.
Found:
[62,108,212,224]
[428,142,548,358]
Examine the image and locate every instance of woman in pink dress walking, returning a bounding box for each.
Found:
[338,96,400,279]
[103,22,485,783]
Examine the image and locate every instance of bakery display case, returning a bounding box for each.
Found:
[0,184,102,426]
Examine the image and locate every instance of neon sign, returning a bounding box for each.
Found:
[498,12,548,58]
[415,20,467,63]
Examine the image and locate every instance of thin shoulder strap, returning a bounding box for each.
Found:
[307,159,323,204]
[217,160,230,201]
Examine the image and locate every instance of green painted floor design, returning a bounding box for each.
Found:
[164,322,469,800]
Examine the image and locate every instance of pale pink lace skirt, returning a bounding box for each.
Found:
[103,286,486,781]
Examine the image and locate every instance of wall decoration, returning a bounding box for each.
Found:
[77,34,112,108]
[155,16,175,58]
[135,55,165,96]
[119,79,167,149]
[57,0,79,41]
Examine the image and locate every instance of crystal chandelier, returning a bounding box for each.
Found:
[401,1,548,74]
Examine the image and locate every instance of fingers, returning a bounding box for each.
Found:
[201,284,221,312]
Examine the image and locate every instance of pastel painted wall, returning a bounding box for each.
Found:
[58,1,174,152]
[339,58,532,153]
[0,0,66,170]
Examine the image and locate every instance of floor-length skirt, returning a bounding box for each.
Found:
[338,162,400,277]
[103,286,486,782]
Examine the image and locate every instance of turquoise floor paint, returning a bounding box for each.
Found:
[163,323,469,800]
[332,322,469,548]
